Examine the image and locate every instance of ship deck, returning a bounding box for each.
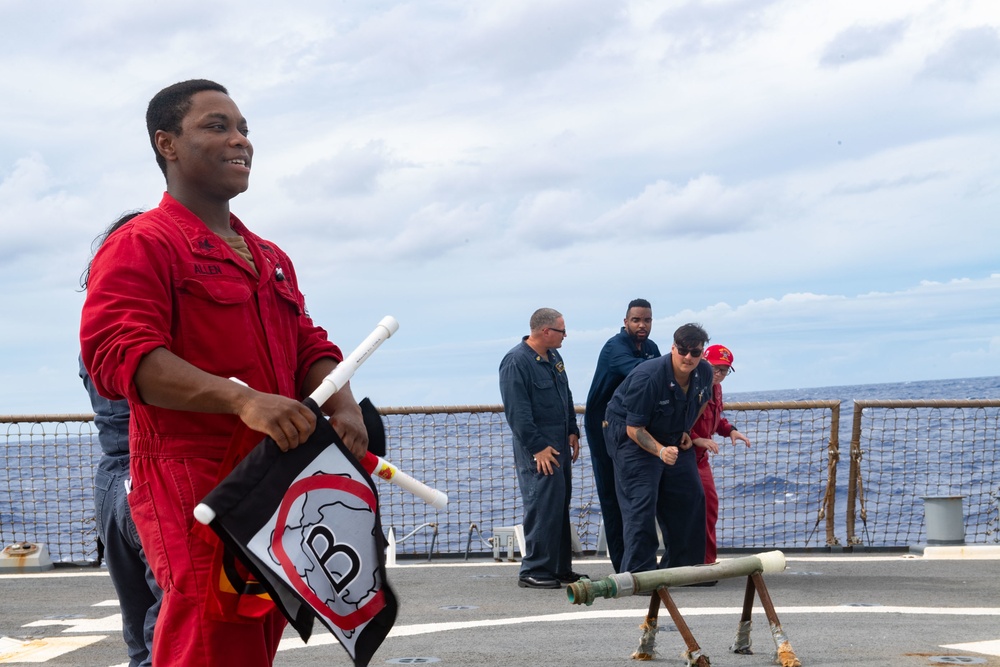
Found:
[2,548,999,666]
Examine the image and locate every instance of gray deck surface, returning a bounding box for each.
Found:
[1,550,999,666]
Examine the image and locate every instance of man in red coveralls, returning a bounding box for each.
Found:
[80,79,368,666]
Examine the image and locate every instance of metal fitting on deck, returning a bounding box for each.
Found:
[2,542,40,557]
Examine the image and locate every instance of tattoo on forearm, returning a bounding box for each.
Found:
[634,427,661,456]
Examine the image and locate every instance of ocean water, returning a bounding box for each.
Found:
[729,375,1000,449]
[2,376,998,562]
[721,375,1000,550]
[728,375,1000,413]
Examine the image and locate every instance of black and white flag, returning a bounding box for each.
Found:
[199,399,397,667]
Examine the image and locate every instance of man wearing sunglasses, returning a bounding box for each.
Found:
[603,323,714,574]
[499,308,585,589]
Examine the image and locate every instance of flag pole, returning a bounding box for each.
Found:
[361,454,448,509]
[305,315,447,509]
[308,315,399,406]
[194,316,447,527]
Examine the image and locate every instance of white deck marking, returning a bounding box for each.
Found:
[3,557,998,663]
[273,605,1000,652]
[24,615,121,633]
[940,639,1000,657]
[0,636,106,663]
[0,571,109,580]
[1,605,996,662]
[378,605,1000,638]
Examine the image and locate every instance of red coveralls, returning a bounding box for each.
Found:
[690,383,734,564]
[80,193,342,666]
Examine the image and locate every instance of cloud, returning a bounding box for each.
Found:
[385,200,499,260]
[508,189,593,250]
[0,154,92,261]
[375,272,999,407]
[662,275,1000,393]
[282,140,400,199]
[496,174,768,252]
[0,153,53,203]
[2,0,999,415]
[455,1,625,77]
[344,273,1000,408]
[819,20,909,67]
[592,174,764,238]
[655,0,781,56]
[920,26,1000,83]
[828,171,947,196]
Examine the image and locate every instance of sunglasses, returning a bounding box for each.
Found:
[675,346,703,358]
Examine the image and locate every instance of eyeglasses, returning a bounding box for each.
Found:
[675,346,703,358]
[713,366,731,376]
[547,328,567,335]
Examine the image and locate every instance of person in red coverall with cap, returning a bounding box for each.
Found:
[690,345,751,567]
[80,79,368,667]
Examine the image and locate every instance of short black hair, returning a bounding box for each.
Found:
[627,298,651,312]
[673,322,709,349]
[146,79,229,176]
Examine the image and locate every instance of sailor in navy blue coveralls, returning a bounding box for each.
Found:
[499,313,582,588]
[80,357,161,667]
[604,345,713,574]
[584,303,660,573]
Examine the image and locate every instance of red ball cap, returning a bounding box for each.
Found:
[705,344,734,368]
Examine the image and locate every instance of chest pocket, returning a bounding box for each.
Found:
[647,399,679,440]
[178,274,253,305]
[172,274,256,375]
[651,401,676,422]
[531,376,566,422]
[271,277,304,316]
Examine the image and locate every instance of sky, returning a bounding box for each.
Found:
[1,0,999,414]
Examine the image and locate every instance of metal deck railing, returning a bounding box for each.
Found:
[2,400,998,563]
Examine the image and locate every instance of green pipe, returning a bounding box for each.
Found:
[567,551,786,606]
